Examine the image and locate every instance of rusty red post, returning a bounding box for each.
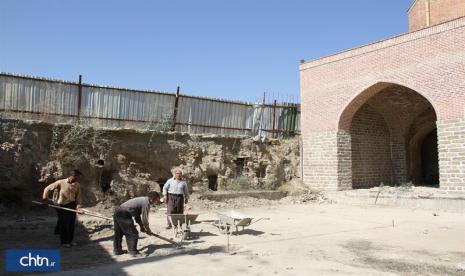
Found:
[171,86,180,131]
[272,99,277,138]
[77,75,82,122]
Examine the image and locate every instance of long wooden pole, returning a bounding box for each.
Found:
[33,201,183,250]
[33,201,181,247]
[31,201,112,220]
[149,233,181,248]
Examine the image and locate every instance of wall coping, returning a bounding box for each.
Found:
[300,16,465,71]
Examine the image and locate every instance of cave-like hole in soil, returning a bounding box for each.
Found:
[208,175,218,191]
[255,164,266,178]
[234,158,245,176]
[100,170,113,192]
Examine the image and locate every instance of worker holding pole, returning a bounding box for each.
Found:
[113,191,160,257]
[42,169,83,248]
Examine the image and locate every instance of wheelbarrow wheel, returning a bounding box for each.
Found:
[182,231,189,240]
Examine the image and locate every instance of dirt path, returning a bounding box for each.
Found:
[2,197,464,275]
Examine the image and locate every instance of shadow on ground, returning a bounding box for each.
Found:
[55,245,227,275]
[0,204,120,274]
[342,239,464,276]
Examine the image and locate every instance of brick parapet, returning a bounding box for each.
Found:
[300,16,465,71]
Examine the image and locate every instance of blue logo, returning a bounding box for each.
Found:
[5,249,60,272]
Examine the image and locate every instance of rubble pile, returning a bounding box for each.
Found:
[190,189,329,210]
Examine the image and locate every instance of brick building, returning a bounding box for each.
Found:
[299,0,465,194]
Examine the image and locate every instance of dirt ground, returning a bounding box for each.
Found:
[1,192,464,276]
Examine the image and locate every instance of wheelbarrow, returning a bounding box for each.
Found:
[215,210,264,234]
[167,213,199,242]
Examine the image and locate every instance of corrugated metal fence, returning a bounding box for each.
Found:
[0,73,300,137]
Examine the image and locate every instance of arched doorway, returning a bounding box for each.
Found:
[338,82,438,189]
[421,129,439,186]
[408,118,439,187]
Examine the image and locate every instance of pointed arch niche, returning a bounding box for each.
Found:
[338,82,438,189]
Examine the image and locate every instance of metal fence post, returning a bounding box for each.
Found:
[290,104,297,136]
[272,99,277,138]
[171,86,180,131]
[77,75,82,122]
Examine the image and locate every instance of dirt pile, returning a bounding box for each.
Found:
[0,119,301,210]
[191,189,328,210]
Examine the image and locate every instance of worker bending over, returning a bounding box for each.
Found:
[113,191,160,256]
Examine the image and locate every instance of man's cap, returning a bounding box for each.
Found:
[71,169,83,177]
[148,191,160,198]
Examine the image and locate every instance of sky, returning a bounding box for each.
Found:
[0,0,412,103]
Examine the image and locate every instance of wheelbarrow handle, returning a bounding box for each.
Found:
[249,217,270,226]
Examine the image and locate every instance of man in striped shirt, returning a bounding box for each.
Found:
[163,169,189,229]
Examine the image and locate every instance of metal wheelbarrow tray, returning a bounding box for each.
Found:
[215,210,253,234]
[167,213,199,240]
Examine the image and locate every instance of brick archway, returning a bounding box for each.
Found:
[337,82,438,189]
[300,18,465,194]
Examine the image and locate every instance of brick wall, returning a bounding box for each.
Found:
[437,119,465,194]
[350,104,392,188]
[300,17,465,194]
[391,136,408,184]
[302,132,339,190]
[337,130,352,190]
[409,0,465,32]
[409,0,428,32]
